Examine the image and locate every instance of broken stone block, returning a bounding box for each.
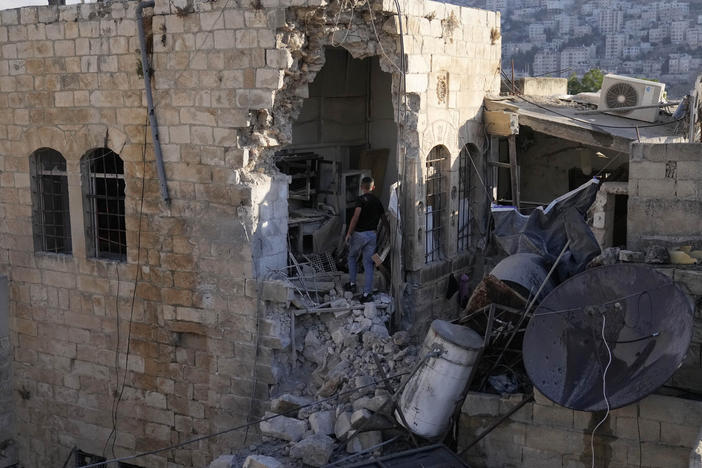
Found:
[270,393,313,414]
[645,245,670,264]
[342,333,358,349]
[331,327,348,348]
[242,455,283,468]
[317,373,344,397]
[289,434,335,467]
[364,394,390,413]
[304,330,326,366]
[588,247,620,267]
[350,408,372,428]
[369,324,389,338]
[259,412,307,442]
[619,250,645,263]
[209,455,235,468]
[330,298,350,308]
[309,409,335,435]
[334,411,353,439]
[350,318,373,335]
[392,331,410,347]
[352,397,372,412]
[363,302,377,319]
[346,431,383,454]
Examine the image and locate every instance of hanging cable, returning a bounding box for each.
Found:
[591,313,612,468]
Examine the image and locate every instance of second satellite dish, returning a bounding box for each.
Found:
[523,264,693,412]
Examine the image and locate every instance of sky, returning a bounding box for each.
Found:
[0,0,92,9]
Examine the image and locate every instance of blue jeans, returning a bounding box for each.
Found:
[348,230,376,295]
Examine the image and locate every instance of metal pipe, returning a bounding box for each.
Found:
[136,1,170,204]
[574,101,681,115]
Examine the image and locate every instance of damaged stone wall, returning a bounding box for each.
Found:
[0,0,501,466]
[0,1,292,466]
[460,390,702,468]
[0,276,16,467]
[628,143,702,250]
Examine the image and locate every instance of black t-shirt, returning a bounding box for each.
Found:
[354,193,384,232]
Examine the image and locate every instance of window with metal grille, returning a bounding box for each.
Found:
[30,148,72,254]
[457,145,475,252]
[82,148,126,261]
[425,146,448,263]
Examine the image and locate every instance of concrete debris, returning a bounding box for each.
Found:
[270,393,313,414]
[209,455,236,468]
[346,430,383,454]
[350,408,372,428]
[259,412,307,442]
[589,247,620,267]
[618,249,645,263]
[308,410,335,435]
[392,331,410,347]
[232,289,417,465]
[289,434,335,467]
[334,411,353,440]
[645,245,670,264]
[242,455,284,468]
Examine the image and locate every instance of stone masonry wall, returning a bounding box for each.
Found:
[459,390,702,468]
[0,0,501,467]
[628,143,702,250]
[0,1,289,466]
[0,275,16,467]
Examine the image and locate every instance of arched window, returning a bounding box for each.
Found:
[30,148,72,254]
[425,145,449,263]
[81,148,126,261]
[458,144,477,252]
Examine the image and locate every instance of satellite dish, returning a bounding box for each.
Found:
[523,264,693,412]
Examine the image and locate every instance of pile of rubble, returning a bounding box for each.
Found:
[213,293,419,468]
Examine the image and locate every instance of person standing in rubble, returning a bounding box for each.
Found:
[345,176,388,303]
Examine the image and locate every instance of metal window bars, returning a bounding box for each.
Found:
[425,149,446,263]
[83,148,127,261]
[32,148,72,254]
[457,146,471,252]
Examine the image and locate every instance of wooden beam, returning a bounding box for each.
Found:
[508,135,520,211]
[485,111,519,136]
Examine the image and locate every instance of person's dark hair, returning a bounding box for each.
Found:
[361,176,374,190]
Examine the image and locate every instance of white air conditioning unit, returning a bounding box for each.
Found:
[598,74,666,123]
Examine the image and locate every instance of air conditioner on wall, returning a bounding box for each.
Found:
[598,74,666,123]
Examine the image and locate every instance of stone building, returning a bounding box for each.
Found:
[0,0,500,466]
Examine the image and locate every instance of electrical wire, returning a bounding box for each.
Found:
[103,121,148,458]
[76,371,410,468]
[591,313,612,468]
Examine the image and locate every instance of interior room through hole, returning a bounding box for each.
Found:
[275,47,397,261]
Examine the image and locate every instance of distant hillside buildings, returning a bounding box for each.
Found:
[457,0,702,96]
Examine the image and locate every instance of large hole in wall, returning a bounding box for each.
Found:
[276,47,397,266]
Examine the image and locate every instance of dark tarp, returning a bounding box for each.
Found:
[492,178,602,282]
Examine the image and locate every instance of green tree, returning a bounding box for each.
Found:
[568,69,604,94]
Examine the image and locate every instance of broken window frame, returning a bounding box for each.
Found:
[30,148,72,254]
[425,146,448,263]
[457,145,473,252]
[81,148,127,262]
